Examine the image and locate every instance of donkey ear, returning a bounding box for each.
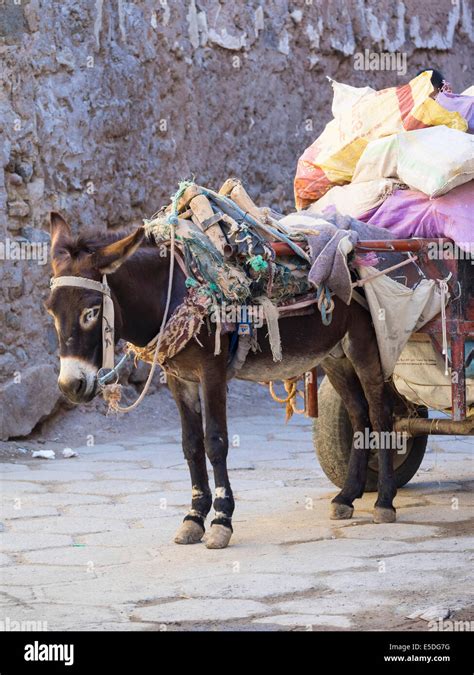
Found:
[93,227,145,274]
[50,212,72,249]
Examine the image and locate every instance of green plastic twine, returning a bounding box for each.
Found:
[248,254,268,273]
[167,180,194,226]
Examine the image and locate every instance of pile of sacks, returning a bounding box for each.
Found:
[294,71,474,254]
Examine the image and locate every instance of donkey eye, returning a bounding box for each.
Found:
[79,305,101,329]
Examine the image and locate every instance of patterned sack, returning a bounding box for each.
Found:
[294,71,468,210]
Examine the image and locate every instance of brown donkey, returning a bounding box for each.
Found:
[46,212,397,549]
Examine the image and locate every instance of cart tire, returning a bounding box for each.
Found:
[313,376,428,492]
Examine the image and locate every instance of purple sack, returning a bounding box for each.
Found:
[358,181,474,253]
[436,91,474,133]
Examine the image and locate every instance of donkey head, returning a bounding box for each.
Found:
[45,212,144,403]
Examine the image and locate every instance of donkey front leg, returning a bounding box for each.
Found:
[167,376,212,544]
[201,369,235,549]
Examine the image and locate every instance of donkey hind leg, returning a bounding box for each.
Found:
[342,312,397,523]
[167,376,212,544]
[321,356,371,520]
[369,380,397,523]
[201,369,234,549]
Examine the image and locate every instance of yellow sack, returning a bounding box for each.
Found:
[294,72,468,209]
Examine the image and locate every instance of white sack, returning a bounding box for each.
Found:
[307,178,399,218]
[329,78,376,118]
[393,339,474,410]
[356,266,446,379]
[353,126,474,198]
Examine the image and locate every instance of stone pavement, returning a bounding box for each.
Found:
[1,409,473,631]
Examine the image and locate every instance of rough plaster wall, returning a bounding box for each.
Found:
[0,0,472,438]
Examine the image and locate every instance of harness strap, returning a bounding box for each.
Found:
[50,274,115,370]
[49,243,186,402]
[50,276,111,296]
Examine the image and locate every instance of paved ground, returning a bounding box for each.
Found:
[0,393,473,631]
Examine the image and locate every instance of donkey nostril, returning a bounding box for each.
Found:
[58,377,87,401]
[58,359,95,402]
[74,378,85,395]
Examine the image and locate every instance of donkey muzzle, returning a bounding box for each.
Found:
[58,357,98,403]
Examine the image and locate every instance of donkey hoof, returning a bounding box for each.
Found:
[174,520,204,544]
[373,507,396,524]
[330,502,354,520]
[205,524,232,549]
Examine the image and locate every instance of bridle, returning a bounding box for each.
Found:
[49,274,123,385]
[49,233,180,404]
[49,198,185,411]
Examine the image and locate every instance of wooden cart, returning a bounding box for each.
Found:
[309,238,474,491]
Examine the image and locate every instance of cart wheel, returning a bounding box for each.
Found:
[313,376,428,492]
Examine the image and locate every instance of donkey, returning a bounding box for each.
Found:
[46,212,397,549]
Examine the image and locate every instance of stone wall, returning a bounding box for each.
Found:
[0,0,472,438]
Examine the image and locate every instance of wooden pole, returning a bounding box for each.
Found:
[305,367,318,418]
